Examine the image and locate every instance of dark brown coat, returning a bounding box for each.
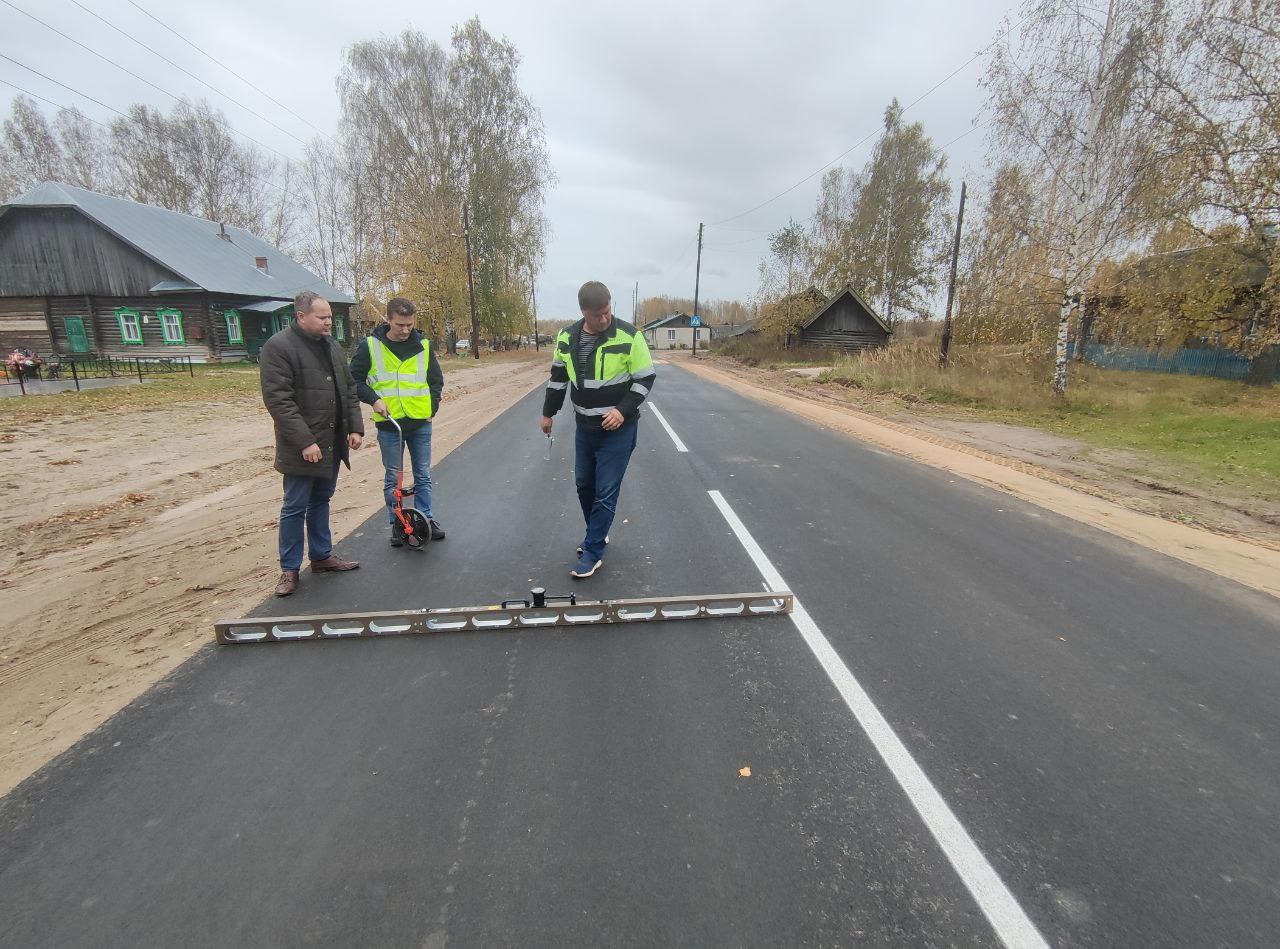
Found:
[259,322,364,476]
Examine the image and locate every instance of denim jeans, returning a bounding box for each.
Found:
[279,466,338,571]
[575,420,637,561]
[377,423,433,525]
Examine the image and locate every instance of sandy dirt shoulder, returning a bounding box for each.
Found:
[0,357,546,796]
[680,355,1280,600]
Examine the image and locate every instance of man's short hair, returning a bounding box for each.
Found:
[578,281,611,312]
[386,297,416,319]
[294,290,325,315]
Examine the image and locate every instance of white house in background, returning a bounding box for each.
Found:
[642,313,709,350]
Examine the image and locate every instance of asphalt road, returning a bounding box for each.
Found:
[2,360,1277,948]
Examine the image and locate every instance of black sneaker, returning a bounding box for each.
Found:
[428,519,446,540]
[389,528,403,547]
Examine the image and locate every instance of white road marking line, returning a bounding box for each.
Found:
[647,403,688,453]
[708,489,1049,949]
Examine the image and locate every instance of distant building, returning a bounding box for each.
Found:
[0,182,355,361]
[642,313,709,350]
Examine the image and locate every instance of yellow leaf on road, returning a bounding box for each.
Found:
[738,766,751,778]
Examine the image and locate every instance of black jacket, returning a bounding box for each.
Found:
[541,317,656,429]
[259,322,364,476]
[349,325,445,433]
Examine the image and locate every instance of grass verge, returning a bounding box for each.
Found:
[725,339,1280,500]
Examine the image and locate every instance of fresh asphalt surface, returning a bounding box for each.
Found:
[2,361,1278,948]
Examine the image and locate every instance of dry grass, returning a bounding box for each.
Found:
[814,340,1280,495]
[1,349,546,426]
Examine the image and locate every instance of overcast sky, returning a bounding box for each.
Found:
[2,0,1015,318]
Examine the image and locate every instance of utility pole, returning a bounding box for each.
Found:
[691,222,703,358]
[939,181,966,368]
[531,277,539,352]
[462,201,480,360]
[632,281,638,322]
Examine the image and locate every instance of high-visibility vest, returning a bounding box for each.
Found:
[367,336,433,421]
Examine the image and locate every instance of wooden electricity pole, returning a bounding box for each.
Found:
[939,181,966,368]
[463,201,480,360]
[691,222,704,358]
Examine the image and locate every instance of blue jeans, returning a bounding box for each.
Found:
[575,420,638,561]
[279,467,338,571]
[377,423,433,525]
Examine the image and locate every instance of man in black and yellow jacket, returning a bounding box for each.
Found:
[541,280,656,578]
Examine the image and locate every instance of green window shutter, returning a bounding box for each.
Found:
[224,310,243,344]
[335,315,346,341]
[157,308,185,344]
[64,317,90,353]
[115,308,143,345]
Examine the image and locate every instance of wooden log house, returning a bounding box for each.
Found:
[0,182,355,362]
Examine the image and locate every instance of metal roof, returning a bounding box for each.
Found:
[3,182,355,303]
[642,313,690,331]
[238,299,294,312]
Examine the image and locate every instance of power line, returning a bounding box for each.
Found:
[66,0,308,144]
[941,120,988,150]
[0,53,128,121]
[706,233,769,248]
[0,61,289,197]
[0,0,296,162]
[126,0,330,140]
[659,233,698,276]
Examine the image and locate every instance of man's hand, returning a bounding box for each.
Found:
[601,408,624,431]
[372,399,387,417]
[348,433,363,451]
[302,443,322,463]
[540,416,553,435]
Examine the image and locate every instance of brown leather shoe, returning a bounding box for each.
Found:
[273,570,299,597]
[310,554,359,573]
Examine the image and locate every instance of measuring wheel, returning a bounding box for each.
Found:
[394,508,433,550]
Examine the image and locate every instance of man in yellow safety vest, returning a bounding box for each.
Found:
[350,297,446,545]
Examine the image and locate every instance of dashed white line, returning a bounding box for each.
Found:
[646,403,688,453]
[708,489,1049,949]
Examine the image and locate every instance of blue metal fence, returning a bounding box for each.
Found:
[1071,343,1279,382]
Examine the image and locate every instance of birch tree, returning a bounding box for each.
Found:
[1137,0,1280,383]
[1,96,65,197]
[755,220,812,342]
[806,101,951,326]
[985,0,1166,394]
[338,20,551,341]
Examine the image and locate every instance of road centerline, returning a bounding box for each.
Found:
[707,488,1049,949]
[646,402,688,453]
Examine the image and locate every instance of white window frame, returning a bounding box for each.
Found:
[225,310,244,344]
[115,307,143,345]
[667,328,677,340]
[157,308,185,344]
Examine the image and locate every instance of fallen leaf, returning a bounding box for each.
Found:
[738,766,752,778]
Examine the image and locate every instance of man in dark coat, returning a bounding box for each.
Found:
[259,291,365,597]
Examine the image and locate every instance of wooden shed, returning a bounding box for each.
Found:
[0,182,355,361]
[797,285,891,353]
